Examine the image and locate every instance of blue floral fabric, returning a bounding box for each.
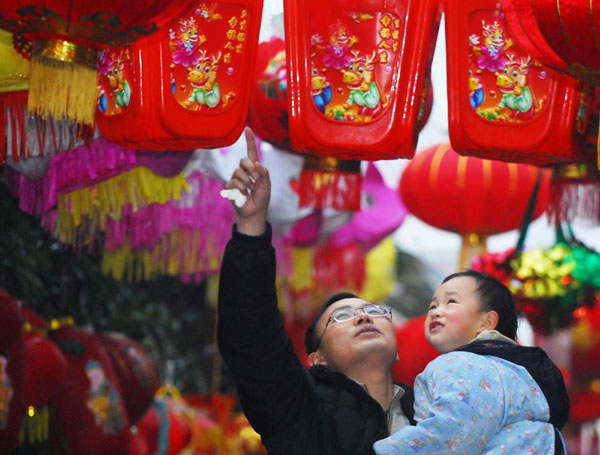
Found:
[374,351,556,455]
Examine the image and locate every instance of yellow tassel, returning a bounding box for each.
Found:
[291,247,314,292]
[28,39,98,126]
[18,405,49,446]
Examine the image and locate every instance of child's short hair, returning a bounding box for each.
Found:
[442,270,518,340]
[304,292,359,355]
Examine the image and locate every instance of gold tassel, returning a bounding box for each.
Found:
[28,39,98,126]
[18,405,49,446]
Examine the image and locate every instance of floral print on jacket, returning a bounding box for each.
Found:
[374,351,556,455]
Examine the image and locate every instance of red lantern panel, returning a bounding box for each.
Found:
[96,0,264,150]
[445,0,590,165]
[285,0,442,160]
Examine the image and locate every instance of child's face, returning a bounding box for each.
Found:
[425,276,492,354]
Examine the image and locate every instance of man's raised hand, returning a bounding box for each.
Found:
[225,128,271,236]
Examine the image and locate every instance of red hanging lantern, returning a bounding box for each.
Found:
[99,332,159,425]
[284,0,442,160]
[0,1,192,126]
[0,290,25,454]
[96,0,264,150]
[392,315,439,386]
[445,0,591,165]
[399,143,552,269]
[49,323,131,455]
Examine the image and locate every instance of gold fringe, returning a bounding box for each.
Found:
[18,406,49,446]
[28,55,97,126]
[55,168,189,245]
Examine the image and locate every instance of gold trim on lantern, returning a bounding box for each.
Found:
[302,155,361,173]
[590,0,600,52]
[48,316,75,331]
[555,0,578,54]
[28,38,98,126]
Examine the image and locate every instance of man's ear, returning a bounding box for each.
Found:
[481,310,499,332]
[307,351,327,367]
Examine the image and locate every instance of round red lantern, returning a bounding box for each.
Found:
[0,1,191,126]
[445,0,591,165]
[248,36,291,151]
[400,143,552,269]
[392,315,439,386]
[503,0,600,84]
[99,332,159,425]
[49,324,131,455]
[0,290,25,454]
[96,0,264,150]
[284,0,442,160]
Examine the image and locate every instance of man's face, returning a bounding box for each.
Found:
[313,298,397,372]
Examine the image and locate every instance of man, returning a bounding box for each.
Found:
[217,128,414,454]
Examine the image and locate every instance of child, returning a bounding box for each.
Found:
[374,270,569,455]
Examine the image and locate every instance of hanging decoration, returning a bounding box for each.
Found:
[400,143,552,269]
[48,321,131,455]
[392,315,440,386]
[284,0,441,160]
[96,0,264,150]
[98,332,159,426]
[0,0,193,127]
[472,224,600,334]
[0,289,25,455]
[445,0,591,165]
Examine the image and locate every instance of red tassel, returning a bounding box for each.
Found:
[297,156,362,210]
[0,91,28,164]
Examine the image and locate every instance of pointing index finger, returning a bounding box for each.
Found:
[245,127,258,164]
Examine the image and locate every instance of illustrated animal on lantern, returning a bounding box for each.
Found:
[169,16,206,67]
[97,51,132,114]
[469,68,484,109]
[310,58,331,114]
[339,50,390,122]
[469,20,514,73]
[185,49,224,110]
[321,21,359,70]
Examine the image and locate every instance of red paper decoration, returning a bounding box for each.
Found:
[445,0,591,165]
[284,0,442,160]
[96,0,264,150]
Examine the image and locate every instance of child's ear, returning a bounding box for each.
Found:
[307,351,327,367]
[481,311,499,331]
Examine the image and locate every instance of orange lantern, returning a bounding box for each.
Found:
[284,0,442,160]
[0,1,191,126]
[96,0,264,150]
[445,0,591,165]
[400,143,552,269]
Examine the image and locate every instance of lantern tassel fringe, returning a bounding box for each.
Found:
[28,56,97,126]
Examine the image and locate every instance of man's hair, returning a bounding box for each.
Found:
[442,270,518,340]
[304,292,359,355]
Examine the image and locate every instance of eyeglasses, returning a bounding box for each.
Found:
[313,304,392,351]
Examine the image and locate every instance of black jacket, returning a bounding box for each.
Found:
[217,224,415,454]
